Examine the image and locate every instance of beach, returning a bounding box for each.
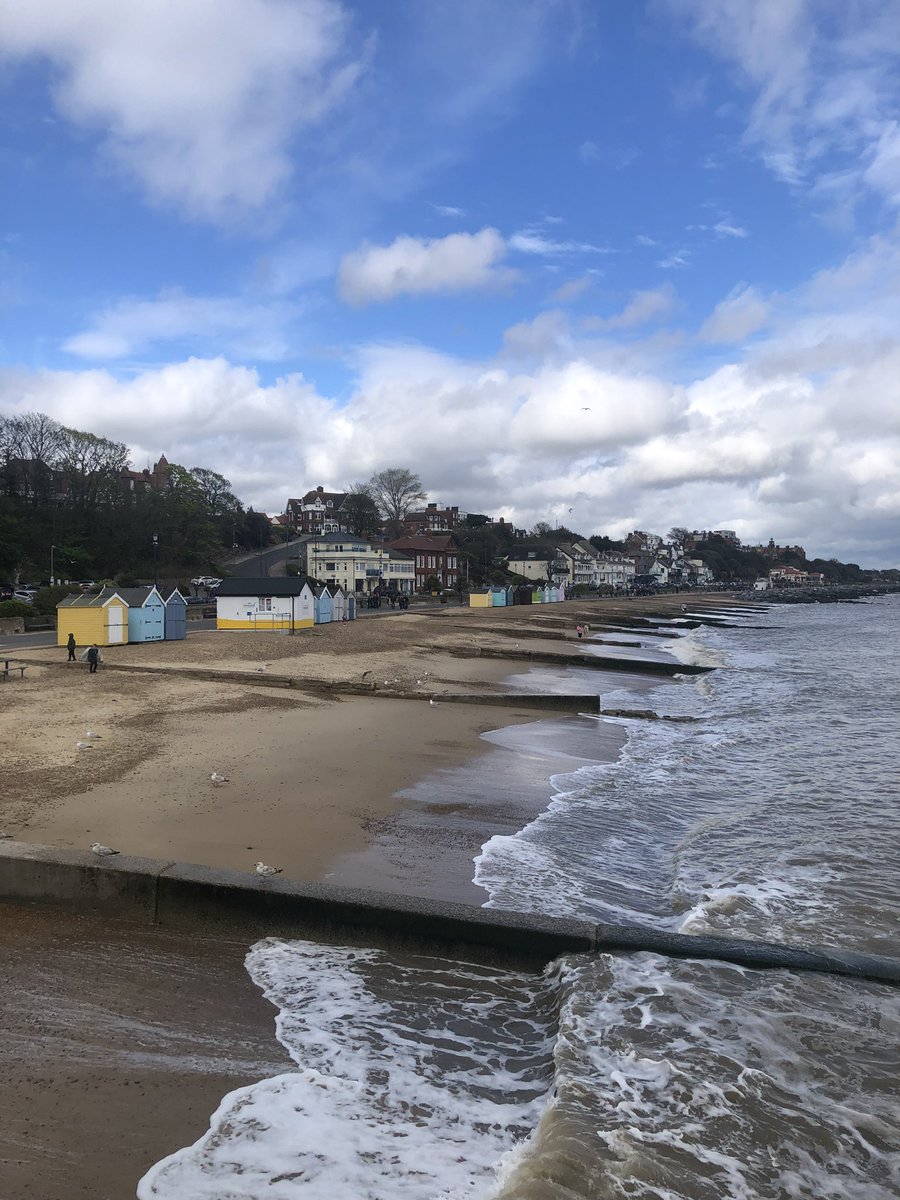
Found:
[0,593,746,1199]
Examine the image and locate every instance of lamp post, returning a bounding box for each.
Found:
[50,544,56,587]
[152,533,158,589]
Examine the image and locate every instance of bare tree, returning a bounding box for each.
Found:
[366,467,426,530]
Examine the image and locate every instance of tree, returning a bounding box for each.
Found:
[342,483,382,537]
[668,526,689,547]
[366,468,426,532]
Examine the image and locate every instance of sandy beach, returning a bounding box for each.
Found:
[0,593,743,1198]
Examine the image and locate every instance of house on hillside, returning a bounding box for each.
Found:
[285,486,350,535]
[215,577,316,631]
[400,503,464,535]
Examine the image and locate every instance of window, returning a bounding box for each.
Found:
[428,555,435,568]
[326,500,333,507]
[325,561,336,571]
[260,597,273,611]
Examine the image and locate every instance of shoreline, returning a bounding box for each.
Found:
[0,593,746,1199]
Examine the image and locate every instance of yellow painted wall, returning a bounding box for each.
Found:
[56,601,129,647]
[216,615,315,630]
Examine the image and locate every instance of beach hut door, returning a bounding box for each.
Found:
[108,606,125,643]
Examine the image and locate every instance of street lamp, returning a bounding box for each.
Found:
[152,533,159,588]
[50,544,56,587]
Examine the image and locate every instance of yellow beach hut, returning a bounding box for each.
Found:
[468,587,492,608]
[57,588,129,647]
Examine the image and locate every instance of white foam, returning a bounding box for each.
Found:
[138,941,556,1200]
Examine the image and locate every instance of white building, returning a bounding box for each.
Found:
[304,532,414,593]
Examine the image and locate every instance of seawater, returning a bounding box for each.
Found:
[138,597,900,1199]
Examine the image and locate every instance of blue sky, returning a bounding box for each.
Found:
[2,0,900,564]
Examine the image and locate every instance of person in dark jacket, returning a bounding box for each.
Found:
[66,633,77,662]
[86,644,100,674]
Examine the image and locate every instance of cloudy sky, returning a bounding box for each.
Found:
[2,0,900,565]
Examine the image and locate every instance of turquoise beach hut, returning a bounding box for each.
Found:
[314,586,333,624]
[542,584,552,604]
[119,586,165,643]
[161,587,187,640]
[489,585,506,607]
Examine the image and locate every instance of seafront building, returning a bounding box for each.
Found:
[299,532,415,594]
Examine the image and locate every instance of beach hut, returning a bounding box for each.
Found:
[531,585,543,604]
[161,587,187,641]
[56,588,129,647]
[513,585,532,605]
[468,588,492,608]
[489,585,506,607]
[329,585,346,623]
[214,577,316,631]
[346,594,356,621]
[541,584,552,604]
[314,585,333,624]
[116,586,165,643]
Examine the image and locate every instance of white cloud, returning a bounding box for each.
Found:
[433,205,466,217]
[657,249,691,269]
[635,234,658,247]
[699,284,770,343]
[6,228,900,565]
[63,289,300,361]
[338,227,514,305]
[671,0,900,214]
[508,231,609,256]
[586,284,677,331]
[0,0,363,222]
[713,219,749,238]
[550,276,592,303]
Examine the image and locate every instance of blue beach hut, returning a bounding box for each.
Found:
[314,586,333,624]
[490,585,507,607]
[161,587,187,640]
[119,586,165,643]
[346,594,356,621]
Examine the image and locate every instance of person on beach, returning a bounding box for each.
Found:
[66,632,77,662]
[86,644,100,674]
[576,624,583,639]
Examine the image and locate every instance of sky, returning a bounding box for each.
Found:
[2,0,900,566]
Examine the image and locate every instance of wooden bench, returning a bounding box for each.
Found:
[1,660,27,681]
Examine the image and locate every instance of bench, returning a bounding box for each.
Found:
[1,660,27,681]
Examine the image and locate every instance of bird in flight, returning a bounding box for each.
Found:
[256,861,282,876]
[580,406,592,411]
[91,842,119,856]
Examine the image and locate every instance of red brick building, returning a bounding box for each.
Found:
[386,533,460,591]
[285,486,350,535]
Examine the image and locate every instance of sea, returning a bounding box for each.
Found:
[138,595,900,1199]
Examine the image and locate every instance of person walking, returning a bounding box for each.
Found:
[86,644,100,674]
[66,633,77,662]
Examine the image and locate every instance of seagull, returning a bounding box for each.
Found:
[580,406,592,411]
[75,740,94,750]
[429,698,437,707]
[91,842,119,856]
[255,861,282,876]
[84,730,101,740]
[0,831,12,840]
[210,772,229,785]
[254,663,271,673]
[361,670,371,678]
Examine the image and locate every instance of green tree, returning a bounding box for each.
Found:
[342,483,382,537]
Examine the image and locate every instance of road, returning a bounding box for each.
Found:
[228,540,305,578]
[0,619,217,654]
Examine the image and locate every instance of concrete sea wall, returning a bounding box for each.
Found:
[2,841,897,985]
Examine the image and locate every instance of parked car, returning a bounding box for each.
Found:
[12,590,34,603]
[77,579,95,590]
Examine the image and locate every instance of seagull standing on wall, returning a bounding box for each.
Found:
[256,862,282,876]
[91,842,119,856]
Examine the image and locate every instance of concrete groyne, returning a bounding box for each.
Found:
[2,842,897,985]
